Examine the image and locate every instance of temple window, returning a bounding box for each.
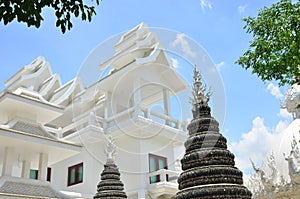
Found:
[67,162,83,186]
[148,154,168,183]
[47,167,51,182]
[30,169,38,180]
[29,168,52,181]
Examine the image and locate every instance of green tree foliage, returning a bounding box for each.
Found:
[0,0,101,33]
[236,0,300,86]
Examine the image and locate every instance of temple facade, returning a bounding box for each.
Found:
[0,23,189,199]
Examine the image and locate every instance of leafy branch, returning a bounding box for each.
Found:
[0,0,101,33]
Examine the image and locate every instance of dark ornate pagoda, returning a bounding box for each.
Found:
[175,67,252,199]
[94,137,127,199]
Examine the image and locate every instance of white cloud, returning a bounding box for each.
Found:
[277,108,292,119]
[267,83,283,99]
[209,61,225,73]
[238,4,247,13]
[200,0,212,10]
[223,128,229,134]
[229,117,288,172]
[216,61,225,71]
[171,34,196,57]
[170,58,179,68]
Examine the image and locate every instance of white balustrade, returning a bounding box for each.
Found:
[148,169,180,184]
[44,104,185,138]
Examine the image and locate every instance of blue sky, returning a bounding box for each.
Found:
[0,0,292,177]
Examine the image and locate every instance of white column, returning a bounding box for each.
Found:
[173,142,184,155]
[133,78,142,118]
[2,147,14,176]
[38,153,48,181]
[173,142,184,172]
[21,160,31,178]
[103,91,112,132]
[163,88,170,125]
[104,91,112,119]
[137,189,146,199]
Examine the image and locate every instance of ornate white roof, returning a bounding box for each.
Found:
[9,120,55,139]
[282,84,300,119]
[247,119,300,198]
[3,56,84,108]
[0,176,70,198]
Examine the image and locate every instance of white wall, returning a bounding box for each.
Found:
[11,166,21,178]
[0,113,8,124]
[117,132,178,196]
[50,147,102,198]
[50,130,180,199]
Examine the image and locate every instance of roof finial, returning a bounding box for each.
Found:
[291,135,300,159]
[105,135,116,164]
[192,65,211,106]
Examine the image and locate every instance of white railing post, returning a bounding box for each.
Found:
[160,169,166,182]
[134,105,142,118]
[140,106,150,119]
[57,127,63,138]
[146,108,150,118]
[89,111,95,125]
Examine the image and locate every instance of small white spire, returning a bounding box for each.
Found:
[192,65,211,106]
[105,135,116,164]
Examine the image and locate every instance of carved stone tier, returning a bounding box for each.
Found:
[176,184,252,199]
[94,162,127,199]
[178,165,243,189]
[175,67,251,199]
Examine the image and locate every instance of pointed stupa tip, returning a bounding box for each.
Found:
[191,65,212,118]
[192,65,211,106]
[105,136,116,164]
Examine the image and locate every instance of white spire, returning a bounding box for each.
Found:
[105,136,116,164]
[282,84,300,119]
[192,65,211,106]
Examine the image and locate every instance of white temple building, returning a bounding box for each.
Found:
[247,84,300,198]
[0,23,190,199]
